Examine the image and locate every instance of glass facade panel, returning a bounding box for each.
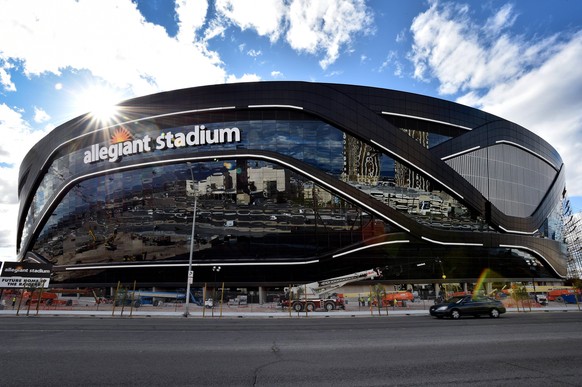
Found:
[21,119,345,250]
[342,133,484,232]
[21,115,560,279]
[32,159,395,266]
[445,144,556,217]
[22,118,477,254]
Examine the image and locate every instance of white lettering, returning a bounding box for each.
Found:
[122,141,133,156]
[84,126,241,164]
[99,146,108,160]
[143,135,152,152]
[174,132,186,147]
[206,128,218,144]
[199,125,206,145]
[220,127,241,143]
[186,127,198,146]
[165,131,174,149]
[156,135,166,150]
[108,143,120,162]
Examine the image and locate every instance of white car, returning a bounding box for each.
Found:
[535,294,548,305]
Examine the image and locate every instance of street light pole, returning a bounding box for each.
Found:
[526,259,538,305]
[528,260,537,294]
[183,162,198,317]
[212,266,221,317]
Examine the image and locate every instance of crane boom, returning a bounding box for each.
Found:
[283,268,382,312]
[304,268,382,298]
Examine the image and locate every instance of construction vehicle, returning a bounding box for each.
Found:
[281,268,382,312]
[22,290,72,306]
[547,289,575,302]
[373,291,415,307]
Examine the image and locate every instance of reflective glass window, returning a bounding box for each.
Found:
[32,159,396,266]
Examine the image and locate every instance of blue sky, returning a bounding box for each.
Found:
[1,0,582,259]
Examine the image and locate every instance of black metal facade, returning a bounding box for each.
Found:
[17,82,568,287]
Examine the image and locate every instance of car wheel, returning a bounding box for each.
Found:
[450,309,461,319]
[306,302,316,312]
[324,301,335,311]
[489,308,500,318]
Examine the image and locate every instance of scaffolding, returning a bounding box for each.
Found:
[562,198,582,279]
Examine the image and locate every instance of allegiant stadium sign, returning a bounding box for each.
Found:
[83,125,241,164]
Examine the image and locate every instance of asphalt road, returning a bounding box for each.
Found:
[1,313,581,386]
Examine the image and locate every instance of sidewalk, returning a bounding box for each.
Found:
[1,302,580,318]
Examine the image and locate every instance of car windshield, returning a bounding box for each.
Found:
[445,296,465,304]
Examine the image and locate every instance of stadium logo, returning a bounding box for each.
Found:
[83,125,241,164]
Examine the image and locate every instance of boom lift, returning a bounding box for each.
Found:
[281,268,382,312]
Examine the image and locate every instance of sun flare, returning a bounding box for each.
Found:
[75,83,124,123]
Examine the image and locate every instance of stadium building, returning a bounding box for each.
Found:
[17,82,569,292]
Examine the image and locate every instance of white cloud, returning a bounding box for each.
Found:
[33,107,50,123]
[0,103,50,259]
[0,201,19,258]
[202,10,228,42]
[0,61,16,92]
[286,0,374,69]
[408,1,558,95]
[396,29,407,43]
[226,73,261,83]
[0,0,227,98]
[214,0,373,70]
[325,70,343,78]
[408,0,582,198]
[483,3,517,36]
[215,0,286,42]
[0,0,372,98]
[0,104,47,171]
[271,70,284,78]
[247,49,262,58]
[175,0,209,44]
[379,51,403,77]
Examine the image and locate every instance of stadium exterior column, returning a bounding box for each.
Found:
[258,286,266,305]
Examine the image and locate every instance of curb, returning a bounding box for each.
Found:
[1,307,579,319]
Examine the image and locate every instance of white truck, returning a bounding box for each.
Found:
[281,268,382,312]
[123,290,203,307]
